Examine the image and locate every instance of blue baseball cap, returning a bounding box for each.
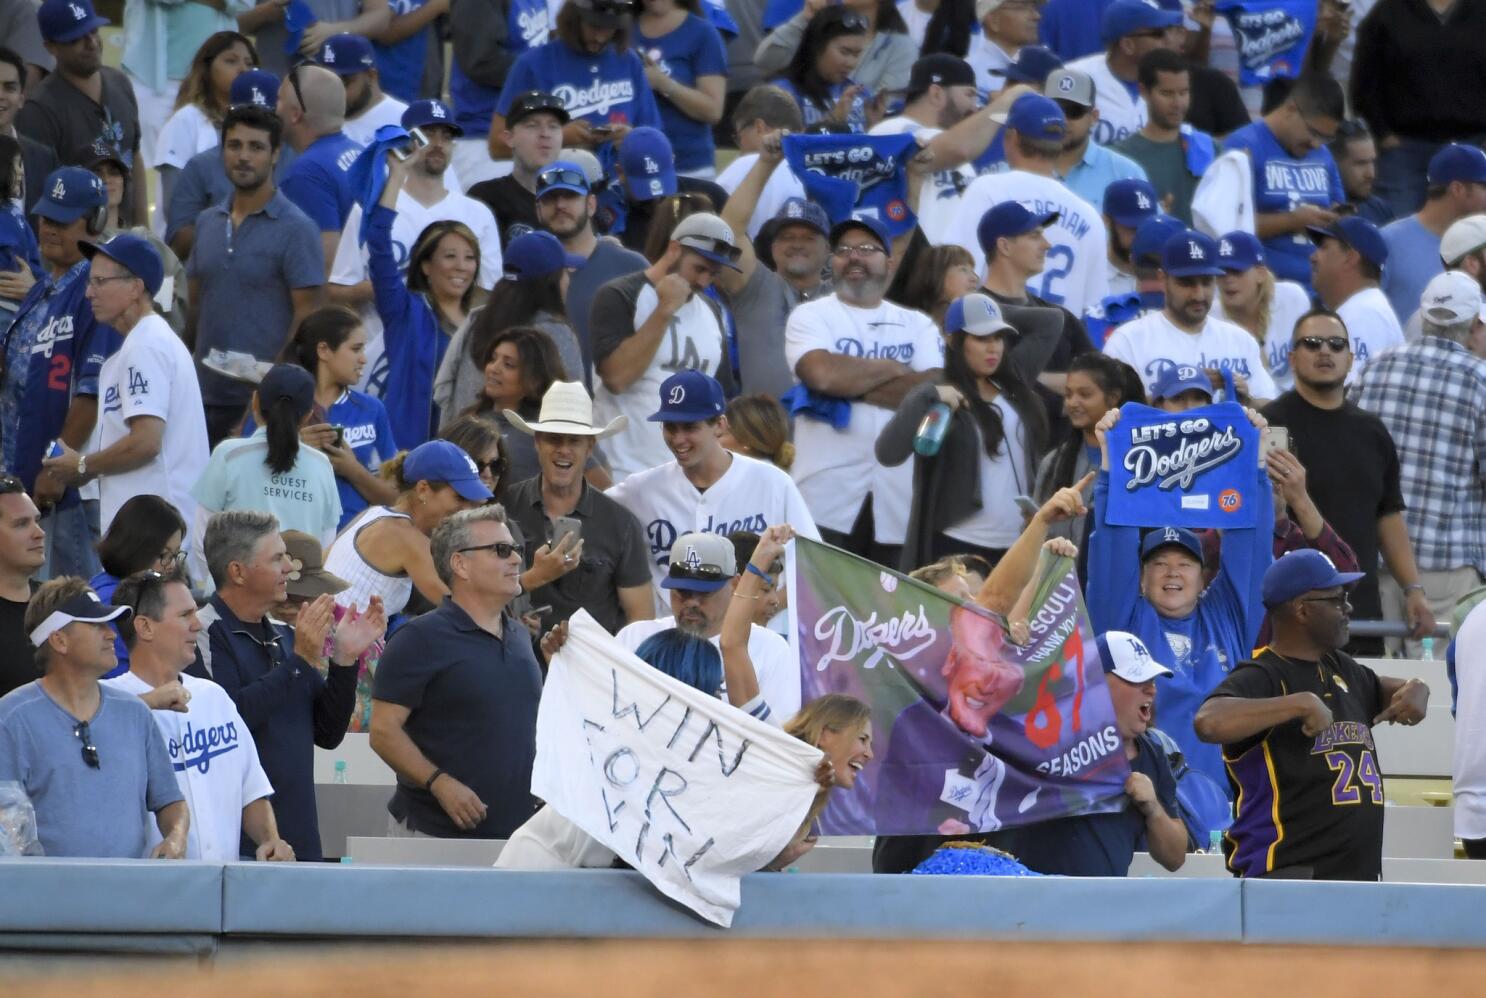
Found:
[502,230,584,281]
[773,197,830,238]
[945,293,1017,338]
[1096,631,1173,683]
[977,201,1060,256]
[256,364,317,422]
[828,213,893,256]
[619,127,677,200]
[1101,0,1181,46]
[1161,229,1225,277]
[1103,178,1160,228]
[1262,549,1364,609]
[999,45,1064,85]
[1139,525,1203,563]
[1130,214,1186,266]
[402,99,463,136]
[79,233,164,297]
[996,93,1067,143]
[649,369,726,423]
[402,440,493,502]
[535,160,591,198]
[1427,143,1486,186]
[314,33,376,75]
[38,0,108,42]
[1307,215,1388,268]
[1150,363,1213,402]
[1215,231,1265,272]
[230,69,280,109]
[32,167,106,225]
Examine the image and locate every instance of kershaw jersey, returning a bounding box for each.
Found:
[606,452,821,613]
[1103,309,1279,400]
[945,169,1111,316]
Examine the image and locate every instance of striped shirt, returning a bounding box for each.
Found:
[323,506,416,616]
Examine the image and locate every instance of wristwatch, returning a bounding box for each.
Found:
[76,453,88,482]
[1403,583,1426,597]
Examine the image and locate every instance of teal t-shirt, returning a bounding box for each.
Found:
[165,6,235,81]
[192,428,343,545]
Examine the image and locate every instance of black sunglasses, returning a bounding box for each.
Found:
[287,64,306,111]
[459,541,524,559]
[74,721,100,769]
[514,92,567,116]
[1055,99,1091,120]
[1294,335,1350,353]
[536,166,589,192]
[1302,592,1351,609]
[668,563,726,582]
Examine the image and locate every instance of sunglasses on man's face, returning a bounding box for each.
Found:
[458,541,525,560]
[1294,335,1350,353]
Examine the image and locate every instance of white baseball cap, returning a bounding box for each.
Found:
[1441,214,1486,267]
[1419,270,1486,325]
[1097,631,1173,684]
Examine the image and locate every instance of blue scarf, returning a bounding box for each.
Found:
[1215,0,1317,86]
[1104,401,1260,529]
[347,124,411,246]
[782,132,920,239]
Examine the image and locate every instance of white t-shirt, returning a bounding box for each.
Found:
[336,190,502,395]
[1067,53,1146,147]
[784,294,945,543]
[94,314,211,538]
[897,0,934,47]
[606,452,821,613]
[343,94,410,148]
[152,104,218,170]
[1107,259,1136,299]
[1454,600,1486,839]
[1336,285,1405,385]
[1211,279,1311,393]
[944,168,1111,316]
[102,672,273,862]
[943,396,1027,550]
[1103,308,1280,400]
[714,154,807,240]
[615,615,802,724]
[869,116,974,246]
[966,36,1016,97]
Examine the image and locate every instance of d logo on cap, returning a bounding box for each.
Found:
[668,385,686,404]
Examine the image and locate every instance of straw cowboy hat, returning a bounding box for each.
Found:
[504,381,628,438]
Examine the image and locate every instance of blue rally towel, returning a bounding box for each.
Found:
[1104,400,1259,529]
[1214,0,1317,86]
[1180,124,1216,178]
[702,0,739,38]
[782,132,920,239]
[348,124,411,246]
[283,0,318,57]
[780,383,850,429]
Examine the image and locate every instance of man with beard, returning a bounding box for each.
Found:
[1101,177,1160,297]
[277,63,363,275]
[469,91,569,250]
[1307,216,1402,384]
[316,33,408,147]
[1196,549,1429,880]
[185,104,324,445]
[786,215,943,566]
[1114,49,1215,226]
[1261,309,1433,658]
[1103,228,1277,401]
[536,160,647,387]
[615,531,799,723]
[590,212,738,481]
[1329,122,1392,227]
[1044,68,1148,213]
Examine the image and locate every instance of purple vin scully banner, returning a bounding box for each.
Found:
[786,538,1130,837]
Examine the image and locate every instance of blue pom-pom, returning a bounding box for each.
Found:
[910,845,1043,877]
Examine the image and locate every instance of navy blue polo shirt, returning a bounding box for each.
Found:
[280,131,362,233]
[373,597,544,837]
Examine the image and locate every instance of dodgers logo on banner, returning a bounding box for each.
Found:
[1105,401,1259,529]
[782,133,920,238]
[1214,0,1317,86]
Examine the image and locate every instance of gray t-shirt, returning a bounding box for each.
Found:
[15,66,140,172]
[565,239,648,386]
[188,189,325,407]
[252,0,365,77]
[0,682,183,858]
[0,0,53,75]
[726,266,828,399]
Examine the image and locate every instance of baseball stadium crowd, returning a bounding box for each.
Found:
[0,0,1483,885]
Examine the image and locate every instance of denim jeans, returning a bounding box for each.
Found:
[41,499,101,581]
[1375,138,1442,219]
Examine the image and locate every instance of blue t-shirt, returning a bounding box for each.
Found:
[772,77,870,133]
[374,0,434,102]
[1038,0,1117,60]
[1380,214,1442,325]
[449,0,551,135]
[496,41,664,135]
[636,15,728,173]
[0,200,41,281]
[281,131,363,233]
[1222,121,1343,288]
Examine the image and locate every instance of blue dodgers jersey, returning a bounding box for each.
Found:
[373,0,434,102]
[636,15,727,172]
[782,132,919,237]
[1223,121,1343,287]
[281,132,363,232]
[1215,0,1317,87]
[496,42,662,131]
[449,0,550,134]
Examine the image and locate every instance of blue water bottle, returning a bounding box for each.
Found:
[913,401,953,457]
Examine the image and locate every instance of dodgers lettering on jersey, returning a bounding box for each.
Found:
[169,719,241,774]
[645,511,768,567]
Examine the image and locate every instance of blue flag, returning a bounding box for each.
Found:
[1215,0,1316,86]
[1104,401,1259,529]
[782,132,919,238]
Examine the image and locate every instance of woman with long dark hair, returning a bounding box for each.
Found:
[770,6,875,132]
[152,31,259,207]
[435,230,583,420]
[465,325,569,487]
[877,294,1061,570]
[893,243,981,331]
[757,0,916,118]
[89,494,189,678]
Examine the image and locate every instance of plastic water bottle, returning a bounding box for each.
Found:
[1209,829,1222,854]
[913,401,953,457]
[1421,637,1435,661]
[333,760,348,785]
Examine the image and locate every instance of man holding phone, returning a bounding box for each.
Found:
[502,381,655,634]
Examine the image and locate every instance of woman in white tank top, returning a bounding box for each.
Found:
[322,440,493,729]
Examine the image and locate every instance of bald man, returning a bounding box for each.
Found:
[277,64,363,272]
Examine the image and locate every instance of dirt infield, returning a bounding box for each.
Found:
[18,939,1486,996]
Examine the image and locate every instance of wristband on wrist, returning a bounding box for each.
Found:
[1403,583,1426,596]
[425,768,445,791]
[746,563,775,587]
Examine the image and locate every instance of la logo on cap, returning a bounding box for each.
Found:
[463,453,479,474]
[51,178,66,199]
[644,156,660,175]
[683,547,703,570]
[1125,635,1152,664]
[1162,527,1181,542]
[322,45,335,62]
[68,2,86,19]
[1136,191,1152,210]
[1188,239,1205,259]
[251,86,265,102]
[1219,238,1233,255]
[431,103,446,118]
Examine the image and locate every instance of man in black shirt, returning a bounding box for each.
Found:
[0,475,44,696]
[1196,549,1429,880]
[1261,309,1435,656]
[469,90,568,250]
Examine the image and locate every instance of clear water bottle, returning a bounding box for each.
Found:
[1421,637,1435,661]
[913,401,953,457]
[1209,829,1222,854]
[333,760,348,785]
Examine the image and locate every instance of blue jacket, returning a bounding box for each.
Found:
[189,594,357,860]
[1086,467,1273,790]
[367,204,448,450]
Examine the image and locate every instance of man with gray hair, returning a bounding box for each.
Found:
[277,62,363,273]
[1354,271,1486,656]
[370,505,543,838]
[192,509,386,860]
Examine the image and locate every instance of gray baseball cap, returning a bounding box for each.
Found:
[1044,68,1096,108]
